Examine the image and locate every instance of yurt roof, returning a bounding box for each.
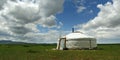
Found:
[65,32,95,40]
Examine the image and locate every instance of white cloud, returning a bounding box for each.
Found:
[37,15,57,28]
[0,0,64,43]
[57,22,63,29]
[74,0,85,6]
[74,0,86,13]
[0,0,7,10]
[75,0,120,43]
[24,30,60,43]
[23,30,70,43]
[77,6,86,13]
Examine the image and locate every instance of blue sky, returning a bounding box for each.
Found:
[56,0,112,30]
[0,0,120,43]
[55,0,120,43]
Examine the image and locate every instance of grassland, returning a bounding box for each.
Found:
[0,44,120,60]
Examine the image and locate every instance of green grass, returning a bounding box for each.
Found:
[0,44,120,60]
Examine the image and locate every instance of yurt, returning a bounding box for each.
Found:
[56,31,97,50]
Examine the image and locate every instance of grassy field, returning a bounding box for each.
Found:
[0,44,120,60]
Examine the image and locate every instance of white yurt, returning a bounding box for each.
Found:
[56,30,97,50]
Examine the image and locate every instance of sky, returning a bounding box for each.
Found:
[0,0,120,44]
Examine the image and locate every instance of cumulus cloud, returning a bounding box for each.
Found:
[0,0,7,10]
[24,30,60,43]
[75,0,120,43]
[0,0,64,43]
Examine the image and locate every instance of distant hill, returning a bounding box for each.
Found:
[0,40,27,44]
[0,40,57,44]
